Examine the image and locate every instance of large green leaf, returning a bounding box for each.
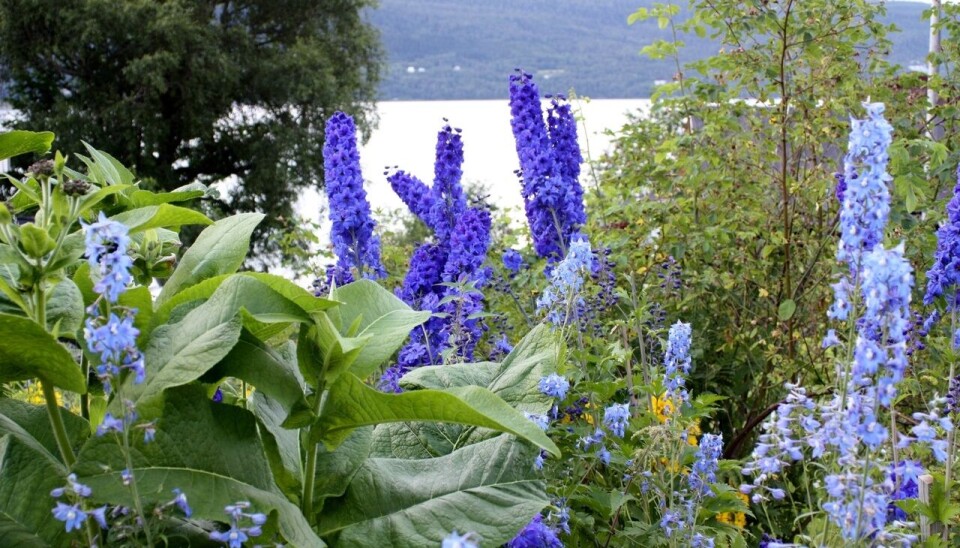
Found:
[318,436,547,547]
[403,324,558,410]
[125,185,206,208]
[0,399,89,546]
[0,513,48,548]
[123,310,242,417]
[329,280,430,378]
[204,333,312,426]
[151,272,336,331]
[251,392,304,502]
[311,427,373,505]
[317,373,559,457]
[128,275,321,415]
[110,204,212,232]
[374,325,559,458]
[157,213,264,305]
[44,278,84,337]
[0,314,85,392]
[75,385,323,547]
[0,131,54,161]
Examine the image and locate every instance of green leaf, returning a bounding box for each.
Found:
[296,319,367,390]
[76,184,132,215]
[0,131,54,161]
[18,224,55,259]
[311,426,373,505]
[627,7,648,24]
[44,232,85,273]
[75,385,323,547]
[44,278,84,337]
[80,142,135,186]
[125,188,206,208]
[0,399,89,545]
[318,436,547,547]
[0,314,85,392]
[329,280,429,378]
[122,311,242,417]
[317,373,560,457]
[152,272,337,331]
[128,274,320,415]
[778,299,797,321]
[380,325,560,456]
[110,204,212,232]
[205,333,311,425]
[157,213,264,305]
[251,392,304,502]
[0,513,48,548]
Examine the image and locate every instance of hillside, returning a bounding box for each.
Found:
[368,0,933,100]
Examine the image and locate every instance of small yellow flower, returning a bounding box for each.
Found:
[20,382,59,406]
[717,491,749,528]
[651,395,675,423]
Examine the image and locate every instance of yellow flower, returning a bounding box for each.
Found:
[16,382,61,406]
[687,421,702,446]
[650,394,700,446]
[559,402,594,425]
[651,395,675,423]
[717,491,749,528]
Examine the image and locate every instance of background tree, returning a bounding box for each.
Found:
[0,0,383,257]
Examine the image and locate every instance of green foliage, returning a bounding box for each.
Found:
[595,0,916,457]
[319,435,548,547]
[0,0,383,255]
[0,135,564,546]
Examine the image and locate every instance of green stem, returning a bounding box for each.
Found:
[41,380,76,467]
[302,381,327,521]
[36,282,79,468]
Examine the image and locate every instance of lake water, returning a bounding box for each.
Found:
[298,98,650,230]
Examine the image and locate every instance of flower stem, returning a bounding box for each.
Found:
[41,380,76,467]
[302,377,328,522]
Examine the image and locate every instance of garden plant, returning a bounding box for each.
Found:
[4,0,960,547]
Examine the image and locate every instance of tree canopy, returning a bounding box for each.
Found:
[0,0,382,249]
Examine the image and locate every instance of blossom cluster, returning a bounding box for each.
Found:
[322,111,385,286]
[379,123,494,390]
[508,70,586,261]
[742,102,941,543]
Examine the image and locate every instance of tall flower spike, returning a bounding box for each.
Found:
[509,70,586,261]
[835,102,893,269]
[428,124,468,241]
[324,111,385,284]
[925,165,960,308]
[663,321,693,405]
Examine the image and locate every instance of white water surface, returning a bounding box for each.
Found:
[295,98,650,232]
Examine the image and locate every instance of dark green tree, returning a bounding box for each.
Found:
[0,0,382,254]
